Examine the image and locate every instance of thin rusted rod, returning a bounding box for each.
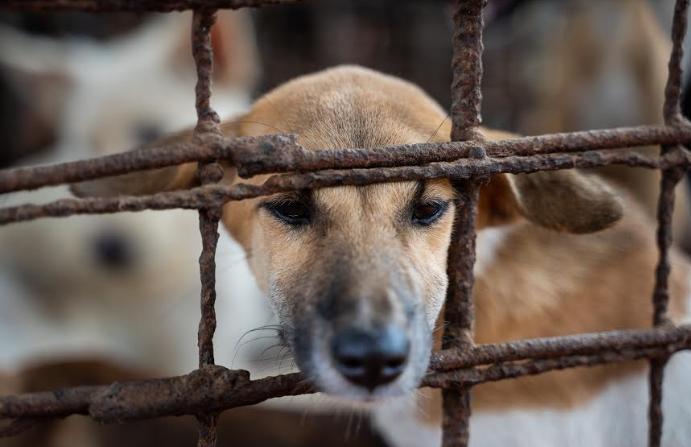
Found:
[449,0,485,141]
[425,344,690,389]
[0,135,293,195]
[191,8,224,447]
[2,148,689,227]
[431,323,691,371]
[0,367,310,421]
[1,341,689,425]
[664,0,690,124]
[193,4,222,375]
[2,124,690,195]
[443,1,486,446]
[0,0,317,12]
[647,148,686,447]
[648,0,690,443]
[233,124,691,178]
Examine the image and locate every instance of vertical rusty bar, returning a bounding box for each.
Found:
[192,8,223,447]
[442,1,486,446]
[649,2,689,446]
[648,158,685,447]
[663,0,689,125]
[449,0,485,142]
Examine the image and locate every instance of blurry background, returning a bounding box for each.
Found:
[0,0,689,446]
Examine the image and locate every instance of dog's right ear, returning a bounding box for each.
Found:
[71,121,243,198]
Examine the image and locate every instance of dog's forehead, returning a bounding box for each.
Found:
[242,66,449,150]
[314,182,416,217]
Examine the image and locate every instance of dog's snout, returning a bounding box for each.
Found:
[331,326,410,391]
[92,230,134,269]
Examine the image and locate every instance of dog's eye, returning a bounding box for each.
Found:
[412,201,447,226]
[267,201,311,225]
[134,123,164,146]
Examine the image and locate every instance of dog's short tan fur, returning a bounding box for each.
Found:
[73,66,691,445]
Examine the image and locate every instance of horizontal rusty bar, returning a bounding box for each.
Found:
[0,135,297,195]
[424,344,688,389]
[1,324,689,422]
[233,124,691,177]
[0,0,317,12]
[430,324,691,371]
[1,148,688,226]
[0,367,312,422]
[1,124,690,196]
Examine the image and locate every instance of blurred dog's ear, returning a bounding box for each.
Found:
[71,128,198,198]
[477,171,623,234]
[476,128,623,233]
[70,118,247,198]
[70,163,200,198]
[0,25,74,160]
[168,10,259,93]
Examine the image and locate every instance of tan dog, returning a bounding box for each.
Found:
[74,66,691,446]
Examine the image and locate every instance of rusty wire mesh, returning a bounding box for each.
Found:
[0,0,691,446]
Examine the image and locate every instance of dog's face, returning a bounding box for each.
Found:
[74,66,623,402]
[252,180,455,399]
[221,67,461,399]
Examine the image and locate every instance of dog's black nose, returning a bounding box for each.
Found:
[331,326,410,390]
[93,230,134,269]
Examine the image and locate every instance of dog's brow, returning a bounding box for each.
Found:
[259,190,312,207]
[413,181,427,203]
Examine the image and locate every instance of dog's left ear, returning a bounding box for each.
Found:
[475,128,624,233]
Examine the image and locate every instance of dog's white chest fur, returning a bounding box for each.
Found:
[373,230,691,447]
[374,346,691,447]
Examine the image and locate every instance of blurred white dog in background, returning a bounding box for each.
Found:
[0,10,269,377]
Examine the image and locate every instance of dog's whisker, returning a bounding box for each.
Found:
[223,119,287,134]
[234,325,282,352]
[263,95,295,135]
[426,112,450,143]
[433,321,450,334]
[231,334,281,369]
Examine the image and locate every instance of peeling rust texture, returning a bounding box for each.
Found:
[664,0,689,124]
[0,0,690,445]
[442,1,487,446]
[648,1,690,445]
[1,0,317,12]
[3,148,690,227]
[450,0,485,141]
[3,124,691,196]
[1,325,689,423]
[192,9,223,447]
[430,324,691,371]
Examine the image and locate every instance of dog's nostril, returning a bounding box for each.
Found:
[340,356,365,370]
[331,326,410,391]
[92,231,135,269]
[385,356,406,369]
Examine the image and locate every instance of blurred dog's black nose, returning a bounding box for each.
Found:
[331,326,410,390]
[93,230,134,269]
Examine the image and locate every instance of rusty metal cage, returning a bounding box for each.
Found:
[1,1,690,446]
